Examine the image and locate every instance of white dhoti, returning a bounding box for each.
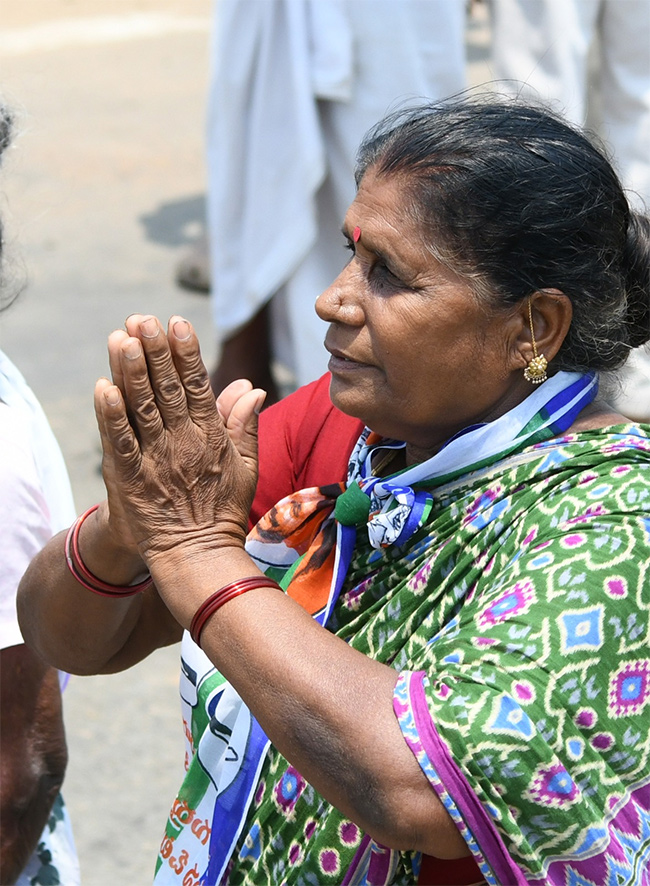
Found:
[206,0,467,386]
[489,0,650,420]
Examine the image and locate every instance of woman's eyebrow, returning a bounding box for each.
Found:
[343,214,423,277]
[342,225,415,278]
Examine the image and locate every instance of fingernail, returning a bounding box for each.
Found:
[105,388,120,405]
[140,318,158,338]
[173,319,191,341]
[123,339,141,360]
[254,391,267,415]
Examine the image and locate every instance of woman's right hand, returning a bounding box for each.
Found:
[89,318,267,587]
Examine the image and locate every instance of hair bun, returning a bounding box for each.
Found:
[623,212,650,349]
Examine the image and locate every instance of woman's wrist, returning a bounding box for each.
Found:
[146,542,263,630]
[76,502,149,588]
[190,576,282,647]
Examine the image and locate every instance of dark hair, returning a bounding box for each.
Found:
[355,98,650,372]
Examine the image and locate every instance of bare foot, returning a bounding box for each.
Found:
[175,234,211,293]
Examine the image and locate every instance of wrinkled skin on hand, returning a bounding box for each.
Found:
[94,315,266,574]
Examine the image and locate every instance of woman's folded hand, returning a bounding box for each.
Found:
[94,314,266,581]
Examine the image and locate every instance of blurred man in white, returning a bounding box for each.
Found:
[204,0,468,401]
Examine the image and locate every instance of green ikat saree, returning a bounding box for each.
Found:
[157,423,650,885]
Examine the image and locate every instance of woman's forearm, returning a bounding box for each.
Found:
[153,548,468,860]
[17,510,181,675]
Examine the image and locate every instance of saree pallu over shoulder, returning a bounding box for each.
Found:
[389,427,650,885]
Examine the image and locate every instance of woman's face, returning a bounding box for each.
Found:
[316,170,531,460]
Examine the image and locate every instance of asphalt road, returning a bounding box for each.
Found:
[0,3,492,884]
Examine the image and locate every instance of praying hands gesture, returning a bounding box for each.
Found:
[93,314,267,624]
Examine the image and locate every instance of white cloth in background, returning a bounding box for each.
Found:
[0,403,54,649]
[206,0,467,386]
[609,345,650,423]
[489,0,650,420]
[489,0,650,209]
[0,350,75,647]
[0,349,79,885]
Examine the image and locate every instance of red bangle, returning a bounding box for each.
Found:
[65,505,153,598]
[190,576,281,647]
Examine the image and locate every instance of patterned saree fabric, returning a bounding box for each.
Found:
[155,373,650,885]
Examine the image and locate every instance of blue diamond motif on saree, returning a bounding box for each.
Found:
[530,551,554,569]
[566,737,585,761]
[239,822,262,861]
[487,695,535,739]
[559,606,604,654]
[547,771,576,795]
[609,660,650,717]
[443,652,461,664]
[622,676,642,700]
[572,824,607,856]
[566,869,598,886]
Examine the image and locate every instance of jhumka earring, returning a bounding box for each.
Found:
[523,299,548,384]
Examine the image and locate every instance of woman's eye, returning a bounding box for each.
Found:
[341,241,406,289]
[374,262,402,286]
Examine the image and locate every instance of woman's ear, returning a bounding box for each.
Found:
[515,289,573,368]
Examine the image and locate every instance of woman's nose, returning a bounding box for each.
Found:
[315,264,365,326]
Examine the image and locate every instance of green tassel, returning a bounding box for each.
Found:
[334,480,371,526]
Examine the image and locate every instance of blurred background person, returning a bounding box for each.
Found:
[179,0,468,402]
[0,106,79,886]
[488,0,650,420]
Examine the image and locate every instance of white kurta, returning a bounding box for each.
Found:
[0,350,79,886]
[206,0,467,385]
[489,0,650,209]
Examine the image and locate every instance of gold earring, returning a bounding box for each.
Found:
[523,299,548,384]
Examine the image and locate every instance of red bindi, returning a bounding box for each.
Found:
[353,225,361,242]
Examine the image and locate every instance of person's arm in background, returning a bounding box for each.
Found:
[0,421,68,882]
[0,648,67,883]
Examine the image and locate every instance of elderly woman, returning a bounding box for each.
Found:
[18,100,650,885]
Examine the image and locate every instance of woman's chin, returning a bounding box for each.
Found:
[328,377,394,438]
[328,375,371,420]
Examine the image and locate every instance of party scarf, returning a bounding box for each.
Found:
[335,371,598,552]
[247,370,598,622]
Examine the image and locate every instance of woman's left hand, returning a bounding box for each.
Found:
[94,315,266,582]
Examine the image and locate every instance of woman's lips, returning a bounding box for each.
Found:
[326,347,372,372]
